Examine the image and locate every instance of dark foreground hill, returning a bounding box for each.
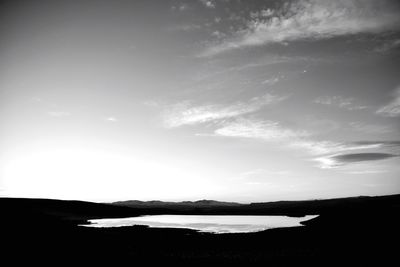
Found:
[1,194,400,266]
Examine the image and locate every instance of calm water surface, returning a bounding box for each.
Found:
[82,215,318,233]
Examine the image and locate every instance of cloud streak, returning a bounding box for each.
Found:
[314,96,368,111]
[289,140,383,155]
[353,141,400,147]
[195,111,400,169]
[163,94,287,128]
[214,118,310,140]
[202,0,400,56]
[212,120,400,169]
[315,153,398,168]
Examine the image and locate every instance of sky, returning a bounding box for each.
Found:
[1,0,400,202]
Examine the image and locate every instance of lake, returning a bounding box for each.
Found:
[82,215,318,233]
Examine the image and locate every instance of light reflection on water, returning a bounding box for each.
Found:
[82,215,318,234]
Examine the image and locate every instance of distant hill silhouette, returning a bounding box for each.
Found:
[111,194,400,216]
[112,199,243,207]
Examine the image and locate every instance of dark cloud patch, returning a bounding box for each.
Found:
[316,152,399,168]
[332,153,398,164]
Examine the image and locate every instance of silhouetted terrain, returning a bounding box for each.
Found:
[112,194,400,215]
[2,195,400,266]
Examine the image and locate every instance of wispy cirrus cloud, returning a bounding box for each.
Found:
[314,96,368,111]
[214,118,310,140]
[200,116,396,156]
[352,141,400,147]
[315,153,398,169]
[261,76,281,86]
[202,0,400,56]
[376,86,400,117]
[163,94,287,128]
[289,140,383,156]
[197,112,400,169]
[211,119,399,169]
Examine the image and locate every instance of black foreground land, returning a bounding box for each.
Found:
[2,195,400,266]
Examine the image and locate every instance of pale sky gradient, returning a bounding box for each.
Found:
[1,0,400,202]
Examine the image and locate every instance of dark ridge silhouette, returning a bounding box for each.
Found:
[111,194,400,216]
[2,194,400,266]
[113,199,243,207]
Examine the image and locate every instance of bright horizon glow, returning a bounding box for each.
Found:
[1,142,399,202]
[2,146,221,202]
